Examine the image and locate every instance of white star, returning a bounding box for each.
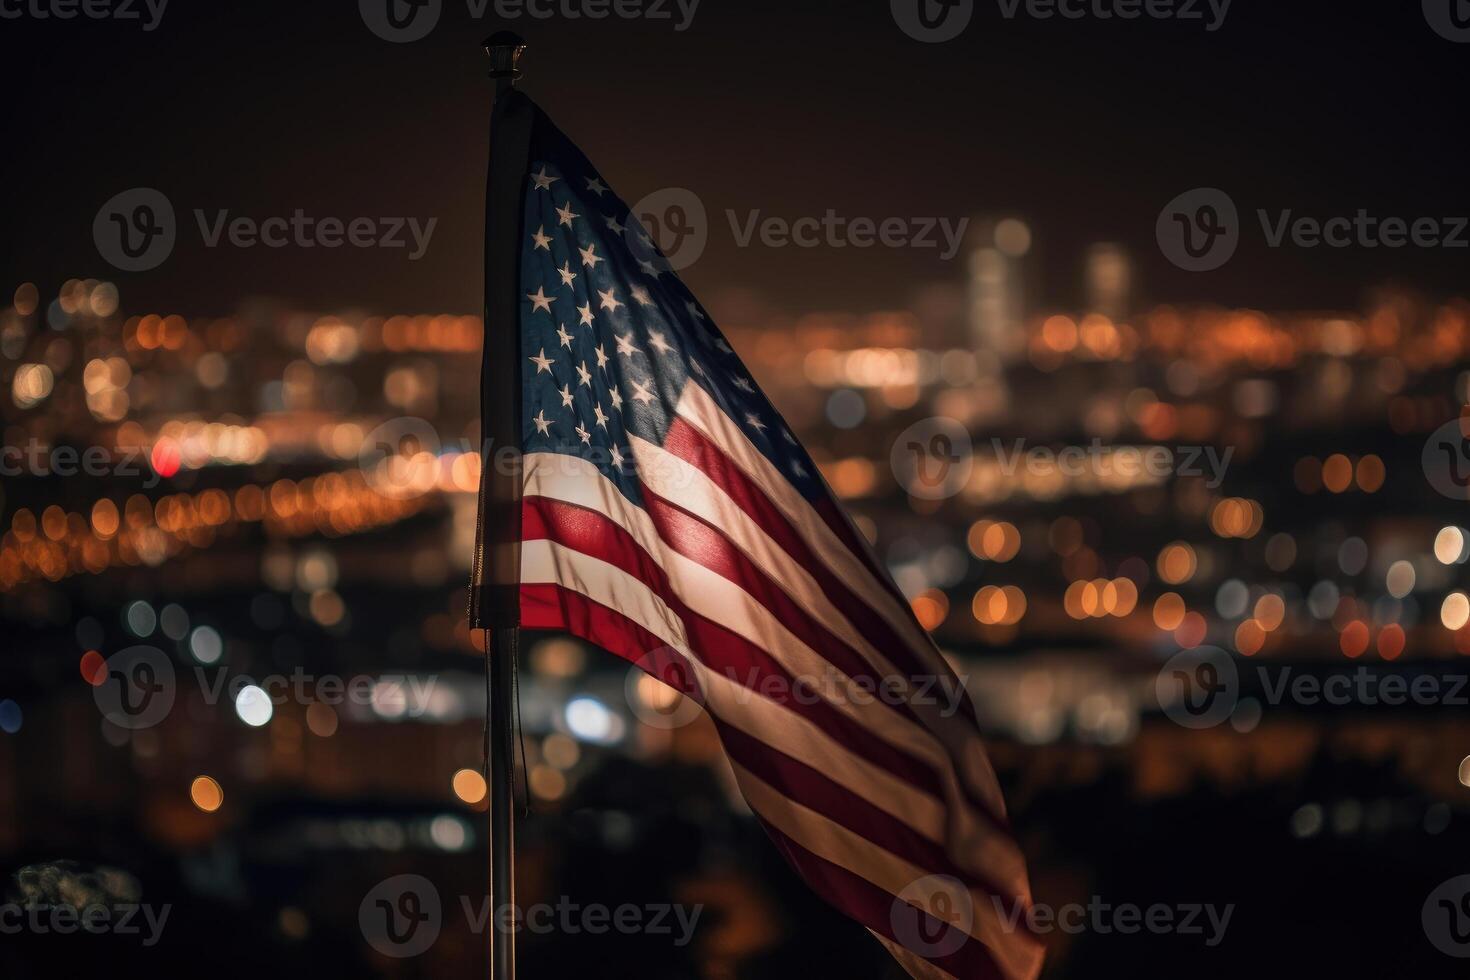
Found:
[579,243,602,269]
[598,288,623,313]
[555,324,573,348]
[732,375,754,393]
[531,166,559,190]
[630,284,654,306]
[555,202,579,228]
[575,423,591,446]
[594,344,609,370]
[585,176,608,196]
[609,444,624,469]
[792,460,807,477]
[593,403,609,428]
[577,302,595,327]
[688,358,705,377]
[558,384,574,408]
[782,428,798,445]
[615,333,640,357]
[531,225,552,251]
[608,386,624,411]
[529,347,556,374]
[527,286,556,313]
[629,379,656,405]
[532,409,553,435]
[715,338,734,355]
[605,214,625,235]
[557,261,577,287]
[576,361,592,387]
[745,412,767,432]
[685,301,705,320]
[637,258,663,278]
[649,330,673,355]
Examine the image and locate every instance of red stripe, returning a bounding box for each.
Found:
[523,478,1015,837]
[521,582,1037,965]
[523,575,1029,910]
[756,817,1017,980]
[636,487,927,728]
[661,418,981,727]
[717,722,1034,916]
[629,478,1014,836]
[522,582,683,679]
[813,492,906,605]
[521,497,947,800]
[524,582,946,865]
[658,418,1007,832]
[657,419,1015,833]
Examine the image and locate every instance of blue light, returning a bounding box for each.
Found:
[565,696,623,745]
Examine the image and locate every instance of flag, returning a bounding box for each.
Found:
[504,98,1042,980]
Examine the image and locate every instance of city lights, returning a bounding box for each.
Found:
[190,775,225,813]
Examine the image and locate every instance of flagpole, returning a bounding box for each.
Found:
[486,625,517,980]
[479,30,532,980]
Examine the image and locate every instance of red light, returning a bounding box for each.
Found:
[80,650,107,687]
[151,438,181,478]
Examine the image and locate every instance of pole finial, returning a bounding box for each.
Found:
[483,31,526,91]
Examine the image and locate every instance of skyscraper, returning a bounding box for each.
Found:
[967,217,1031,363]
[1085,242,1132,322]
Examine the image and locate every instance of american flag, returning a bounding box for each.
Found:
[509,100,1042,980]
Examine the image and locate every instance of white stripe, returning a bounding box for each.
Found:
[520,533,688,647]
[733,763,1044,980]
[630,437,1019,857]
[676,382,925,652]
[528,450,940,764]
[524,452,666,557]
[524,531,1039,978]
[631,435,907,676]
[674,383,1013,818]
[520,538,953,843]
[522,451,1027,888]
[525,526,1040,976]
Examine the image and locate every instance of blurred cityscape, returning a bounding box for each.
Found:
[4,216,1470,976]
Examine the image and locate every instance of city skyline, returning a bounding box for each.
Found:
[3,3,1469,318]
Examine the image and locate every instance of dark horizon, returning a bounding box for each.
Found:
[2,0,1467,319]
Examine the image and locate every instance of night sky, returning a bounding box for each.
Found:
[2,0,1466,318]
